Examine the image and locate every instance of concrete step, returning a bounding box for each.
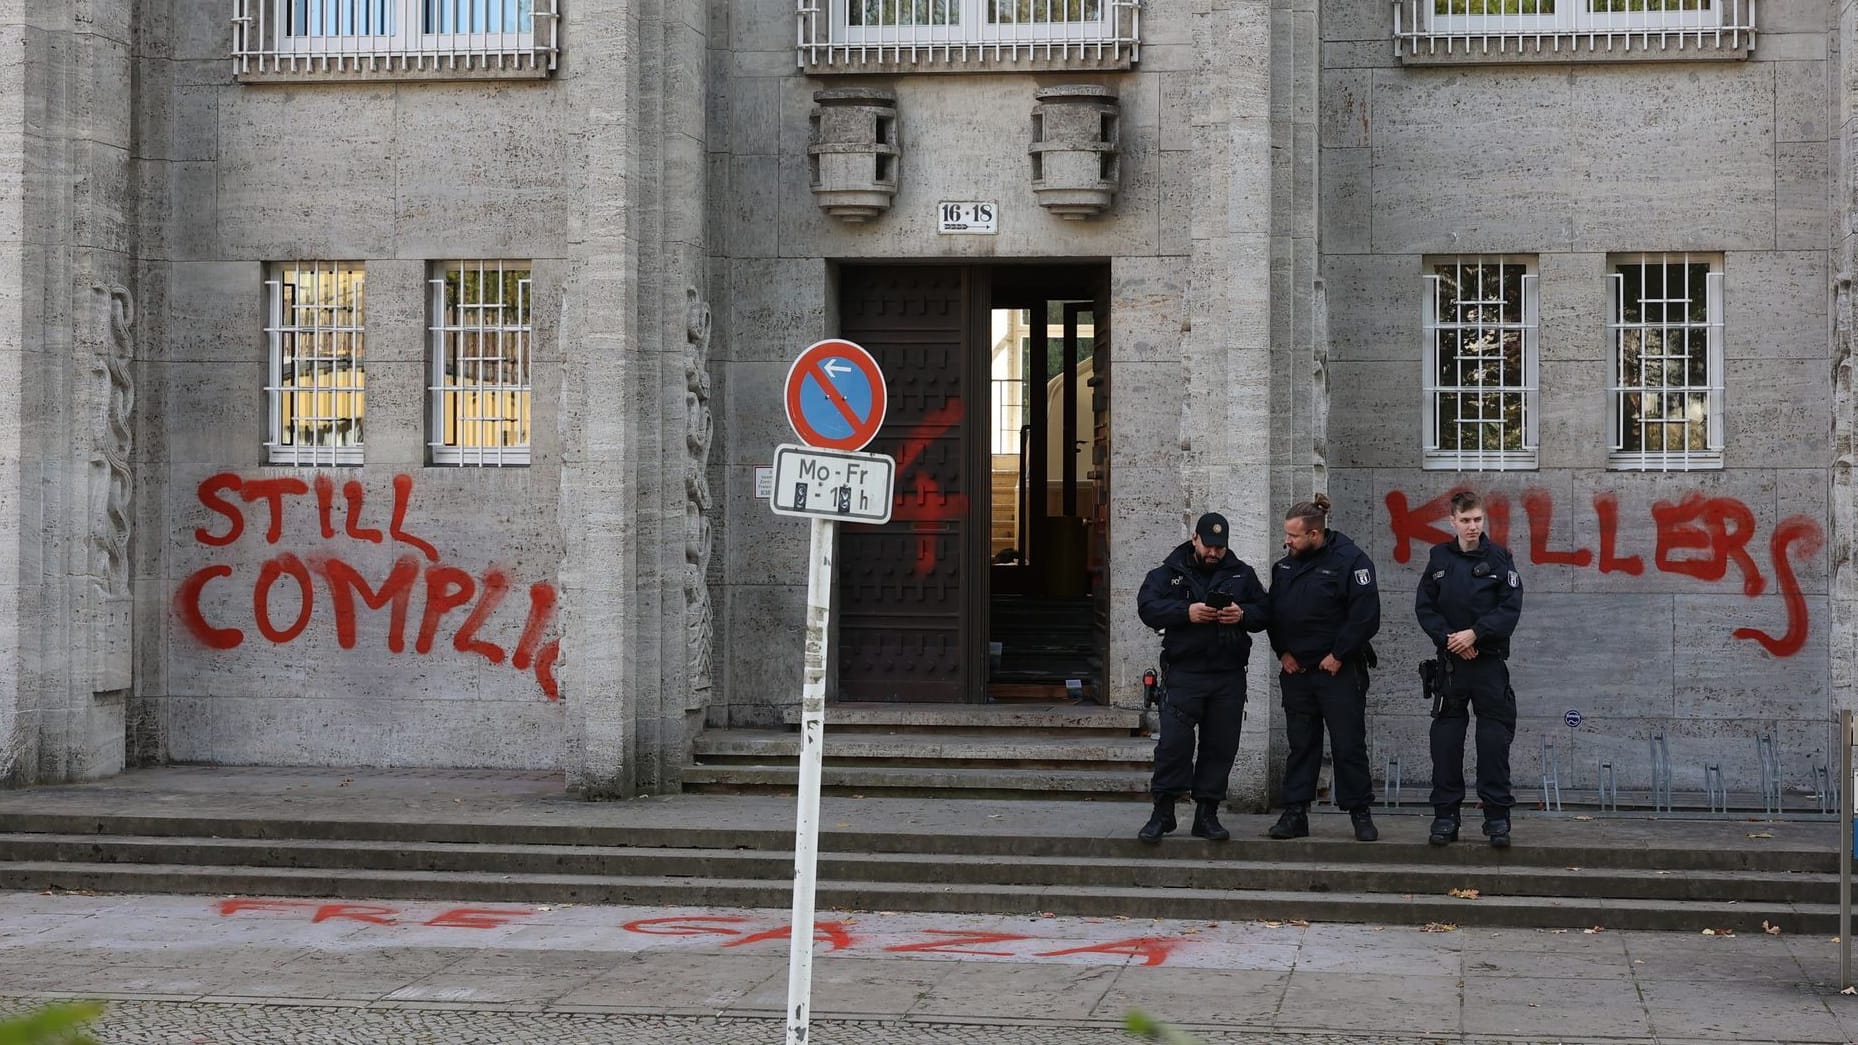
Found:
[778,702,1142,735]
[0,814,1830,873]
[0,859,1831,934]
[0,833,1830,905]
[690,729,1155,767]
[679,763,1150,797]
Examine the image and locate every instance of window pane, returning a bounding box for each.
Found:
[424,0,535,33]
[1429,259,1532,463]
[288,0,394,36]
[1435,0,1554,11]
[272,263,366,460]
[1613,258,1715,459]
[989,0,1101,23]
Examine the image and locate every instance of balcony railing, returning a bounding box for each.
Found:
[799,0,1140,72]
[233,0,559,81]
[1394,0,1754,61]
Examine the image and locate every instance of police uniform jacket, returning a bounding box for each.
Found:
[1265,529,1381,667]
[1415,536,1523,659]
[1137,542,1269,674]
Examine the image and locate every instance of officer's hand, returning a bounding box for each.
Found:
[1455,646,1479,661]
[1217,605,1243,624]
[1446,628,1478,654]
[1279,652,1301,674]
[1188,602,1218,624]
[1319,654,1342,675]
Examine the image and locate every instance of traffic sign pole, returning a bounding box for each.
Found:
[785,516,834,1045]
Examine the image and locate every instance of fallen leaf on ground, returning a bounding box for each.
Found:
[1421,922,1459,933]
[1262,921,1283,929]
[1702,928,1736,937]
[1549,929,1569,934]
[1843,986,1858,996]
[1763,921,1783,936]
[1566,866,1581,871]
[1748,832,1774,839]
[1448,888,1481,899]
[1287,919,1311,927]
[1583,926,1606,934]
[1571,814,1593,821]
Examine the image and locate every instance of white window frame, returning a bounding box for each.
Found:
[428,260,533,467]
[234,0,558,78]
[1424,0,1726,35]
[266,262,367,467]
[1607,253,1725,472]
[1421,257,1540,472]
[834,0,1110,46]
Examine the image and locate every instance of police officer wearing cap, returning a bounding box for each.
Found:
[1263,493,1382,842]
[1135,511,1269,844]
[1415,490,1524,848]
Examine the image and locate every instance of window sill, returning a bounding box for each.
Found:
[1397,31,1752,65]
[801,45,1134,73]
[237,58,554,83]
[1423,452,1538,472]
[1608,452,1724,472]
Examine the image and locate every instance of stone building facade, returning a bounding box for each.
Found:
[0,0,1850,808]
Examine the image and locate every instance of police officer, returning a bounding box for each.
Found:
[1263,494,1382,842]
[1415,490,1524,848]
[1135,512,1269,844]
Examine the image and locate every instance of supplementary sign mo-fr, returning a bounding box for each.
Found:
[769,444,894,525]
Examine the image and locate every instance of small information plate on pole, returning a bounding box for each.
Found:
[769,444,894,525]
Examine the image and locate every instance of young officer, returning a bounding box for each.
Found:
[1415,490,1524,848]
[1262,494,1382,842]
[1135,512,1269,844]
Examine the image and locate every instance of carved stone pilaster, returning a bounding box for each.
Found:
[89,283,135,695]
[684,288,715,706]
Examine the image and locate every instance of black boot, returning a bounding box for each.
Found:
[1483,815,1512,849]
[1427,808,1460,846]
[1265,802,1309,839]
[1137,797,1177,844]
[1191,800,1230,842]
[1348,807,1379,842]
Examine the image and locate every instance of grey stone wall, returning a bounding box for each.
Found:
[1321,0,1839,798]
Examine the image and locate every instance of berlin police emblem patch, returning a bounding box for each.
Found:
[1507,570,1520,588]
[1353,569,1371,585]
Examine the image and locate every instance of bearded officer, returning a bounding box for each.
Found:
[1135,512,1269,844]
[1415,489,1524,848]
[1262,493,1382,842]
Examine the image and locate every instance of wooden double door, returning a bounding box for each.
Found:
[835,264,1111,704]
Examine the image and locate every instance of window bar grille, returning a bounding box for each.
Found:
[429,261,532,466]
[266,263,366,467]
[1607,255,1723,471]
[1421,259,1538,471]
[235,0,557,77]
[1393,0,1753,60]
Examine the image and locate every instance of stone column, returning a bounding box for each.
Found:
[0,0,139,785]
[559,0,710,797]
[1833,0,1858,729]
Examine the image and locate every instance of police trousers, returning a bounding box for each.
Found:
[1428,656,1517,815]
[1151,667,1246,802]
[1278,662,1372,810]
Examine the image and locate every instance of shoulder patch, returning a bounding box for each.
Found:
[1170,576,1182,586]
[1353,569,1372,586]
[1432,570,1445,580]
[1507,570,1520,588]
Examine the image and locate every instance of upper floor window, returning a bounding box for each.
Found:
[1608,254,1723,471]
[1394,0,1754,61]
[799,0,1137,71]
[1421,257,1539,471]
[233,0,559,81]
[429,261,533,466]
[267,263,366,467]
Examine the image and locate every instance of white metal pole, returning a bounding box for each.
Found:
[1841,709,1851,990]
[786,516,835,1045]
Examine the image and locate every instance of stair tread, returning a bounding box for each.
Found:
[1,860,1832,915]
[692,730,1154,755]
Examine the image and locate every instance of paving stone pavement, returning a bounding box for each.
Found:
[3,892,1857,1044]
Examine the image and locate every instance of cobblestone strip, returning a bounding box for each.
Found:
[0,997,1800,1045]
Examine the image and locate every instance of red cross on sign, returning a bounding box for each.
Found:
[783,339,888,452]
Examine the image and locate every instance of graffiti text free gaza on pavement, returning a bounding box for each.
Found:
[173,472,561,700]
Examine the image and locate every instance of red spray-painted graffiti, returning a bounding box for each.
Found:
[888,400,968,578]
[211,901,1196,965]
[174,473,562,699]
[1386,488,1825,658]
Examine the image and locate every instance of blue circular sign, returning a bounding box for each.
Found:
[1564,709,1583,728]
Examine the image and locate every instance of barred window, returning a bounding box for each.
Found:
[1421,258,1539,471]
[267,262,366,467]
[233,0,559,80]
[1608,254,1723,470]
[428,261,533,466]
